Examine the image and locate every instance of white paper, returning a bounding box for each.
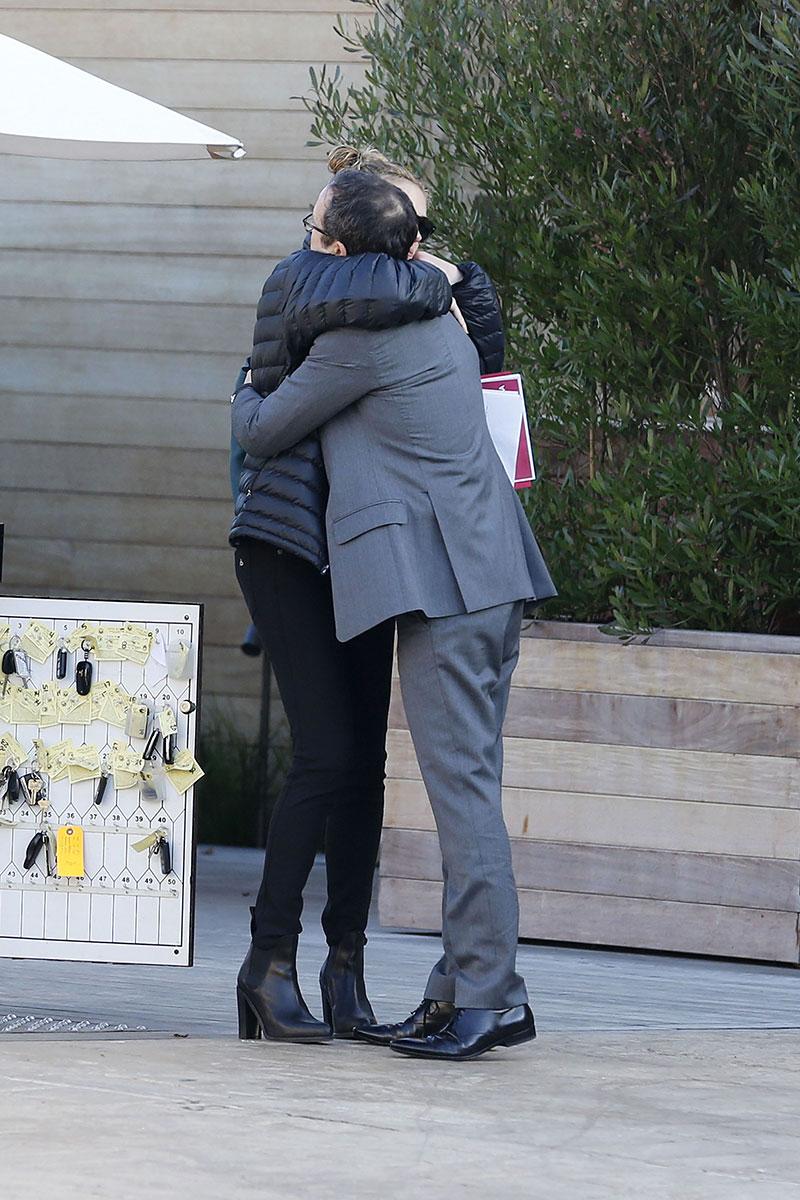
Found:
[482,373,536,487]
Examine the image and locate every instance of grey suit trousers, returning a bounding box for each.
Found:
[395,601,528,1010]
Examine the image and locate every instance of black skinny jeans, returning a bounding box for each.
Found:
[235,538,394,948]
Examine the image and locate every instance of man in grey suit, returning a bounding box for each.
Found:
[233,170,556,1060]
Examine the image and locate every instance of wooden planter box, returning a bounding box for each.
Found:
[380,621,800,963]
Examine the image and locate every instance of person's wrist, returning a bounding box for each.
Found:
[418,251,463,286]
[432,255,464,286]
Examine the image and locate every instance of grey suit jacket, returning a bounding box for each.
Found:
[233,315,557,642]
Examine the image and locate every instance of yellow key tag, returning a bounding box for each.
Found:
[56,825,85,877]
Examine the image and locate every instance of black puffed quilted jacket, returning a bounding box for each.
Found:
[229,252,505,570]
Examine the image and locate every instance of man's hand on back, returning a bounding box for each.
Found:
[450,299,468,334]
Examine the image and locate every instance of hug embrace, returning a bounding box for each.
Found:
[229,147,556,1062]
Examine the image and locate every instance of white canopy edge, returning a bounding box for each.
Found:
[0,34,245,160]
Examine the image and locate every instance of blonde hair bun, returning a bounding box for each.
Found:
[327,145,363,173]
[327,143,423,190]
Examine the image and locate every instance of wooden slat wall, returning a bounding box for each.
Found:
[381,623,800,963]
[0,2,363,733]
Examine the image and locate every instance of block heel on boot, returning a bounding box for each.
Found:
[237,989,261,1040]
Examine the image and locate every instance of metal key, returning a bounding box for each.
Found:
[2,641,32,692]
[132,829,171,875]
[20,771,44,808]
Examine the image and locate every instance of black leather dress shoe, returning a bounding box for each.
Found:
[390,1004,536,1061]
[353,998,455,1046]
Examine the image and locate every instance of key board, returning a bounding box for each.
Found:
[0,597,203,967]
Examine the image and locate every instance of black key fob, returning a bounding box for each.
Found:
[44,833,55,877]
[1,648,17,675]
[94,774,109,805]
[24,830,45,870]
[162,734,176,765]
[158,837,171,875]
[6,769,20,804]
[56,646,69,679]
[143,728,161,761]
[75,658,93,696]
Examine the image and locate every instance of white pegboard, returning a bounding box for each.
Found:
[0,597,202,966]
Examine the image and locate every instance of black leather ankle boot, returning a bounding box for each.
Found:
[319,931,376,1039]
[237,935,332,1043]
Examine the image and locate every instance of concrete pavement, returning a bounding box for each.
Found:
[1,846,799,1199]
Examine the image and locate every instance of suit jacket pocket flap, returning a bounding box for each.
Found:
[332,500,407,545]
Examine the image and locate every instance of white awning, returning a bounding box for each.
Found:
[0,33,246,160]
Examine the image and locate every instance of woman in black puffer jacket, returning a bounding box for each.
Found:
[230,147,505,1045]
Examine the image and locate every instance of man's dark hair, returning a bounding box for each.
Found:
[322,169,419,258]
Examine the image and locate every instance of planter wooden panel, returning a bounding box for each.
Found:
[380,622,800,963]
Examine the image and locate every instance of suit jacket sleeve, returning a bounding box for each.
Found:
[232,330,374,459]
